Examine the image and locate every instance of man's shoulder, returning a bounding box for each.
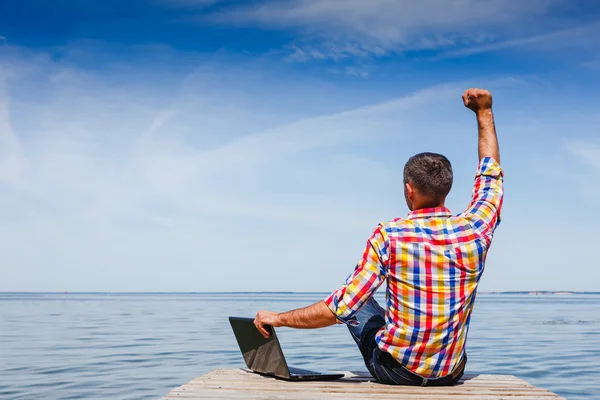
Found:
[387,217,408,225]
[377,218,411,235]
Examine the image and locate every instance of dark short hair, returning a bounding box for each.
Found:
[403,152,453,201]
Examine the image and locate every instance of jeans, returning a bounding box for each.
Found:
[346,298,465,386]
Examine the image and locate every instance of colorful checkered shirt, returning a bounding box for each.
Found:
[324,157,504,379]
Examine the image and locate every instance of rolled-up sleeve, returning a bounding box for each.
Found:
[463,157,504,232]
[324,225,389,324]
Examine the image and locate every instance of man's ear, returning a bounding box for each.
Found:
[405,183,414,199]
[405,182,414,210]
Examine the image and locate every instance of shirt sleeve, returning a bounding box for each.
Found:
[462,157,504,232]
[324,225,389,324]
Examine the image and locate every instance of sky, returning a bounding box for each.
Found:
[1,1,599,292]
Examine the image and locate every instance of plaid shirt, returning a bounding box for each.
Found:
[324,157,504,378]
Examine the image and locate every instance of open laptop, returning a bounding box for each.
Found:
[229,316,345,381]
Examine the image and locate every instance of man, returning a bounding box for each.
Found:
[254,88,504,386]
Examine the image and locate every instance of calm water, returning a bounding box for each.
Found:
[1,293,599,399]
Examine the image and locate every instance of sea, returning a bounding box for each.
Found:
[1,292,599,399]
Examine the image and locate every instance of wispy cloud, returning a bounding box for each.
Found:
[159,0,220,7]
[3,37,600,291]
[548,138,600,201]
[434,22,600,59]
[1,45,476,290]
[0,76,24,188]
[209,0,573,60]
[565,141,600,171]
[583,59,600,70]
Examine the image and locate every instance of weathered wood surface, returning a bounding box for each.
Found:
[162,368,565,399]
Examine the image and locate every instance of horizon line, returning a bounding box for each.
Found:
[1,291,599,295]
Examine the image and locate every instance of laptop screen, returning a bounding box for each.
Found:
[229,317,290,378]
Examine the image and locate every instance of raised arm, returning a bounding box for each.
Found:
[461,88,504,230]
[462,88,500,163]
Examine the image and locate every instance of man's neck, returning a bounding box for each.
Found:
[412,202,445,211]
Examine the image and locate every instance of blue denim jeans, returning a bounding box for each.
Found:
[346,298,465,386]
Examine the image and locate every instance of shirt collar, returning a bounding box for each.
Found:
[407,207,452,220]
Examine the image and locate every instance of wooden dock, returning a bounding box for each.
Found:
[162,368,565,399]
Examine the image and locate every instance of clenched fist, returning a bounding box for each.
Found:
[462,88,492,113]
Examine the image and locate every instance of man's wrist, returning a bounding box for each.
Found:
[476,108,493,119]
[276,312,286,327]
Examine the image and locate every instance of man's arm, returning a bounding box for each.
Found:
[461,88,504,230]
[254,301,336,338]
[462,88,500,163]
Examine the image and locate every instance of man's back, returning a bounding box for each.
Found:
[325,157,504,378]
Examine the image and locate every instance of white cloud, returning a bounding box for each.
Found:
[583,58,600,70]
[435,22,600,59]
[210,0,571,59]
[0,78,25,188]
[566,141,600,171]
[562,141,600,199]
[2,46,478,291]
[156,0,220,8]
[3,43,600,292]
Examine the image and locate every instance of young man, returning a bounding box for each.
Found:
[253,88,504,386]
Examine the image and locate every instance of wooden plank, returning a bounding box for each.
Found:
[164,392,563,400]
[182,381,544,390]
[179,369,537,388]
[181,378,551,393]
[169,389,559,398]
[161,369,565,400]
[174,382,555,392]
[170,386,558,397]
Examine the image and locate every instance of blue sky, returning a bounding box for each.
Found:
[1,1,599,292]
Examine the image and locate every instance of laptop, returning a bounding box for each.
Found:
[229,316,345,381]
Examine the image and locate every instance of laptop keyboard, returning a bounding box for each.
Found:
[289,366,321,376]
